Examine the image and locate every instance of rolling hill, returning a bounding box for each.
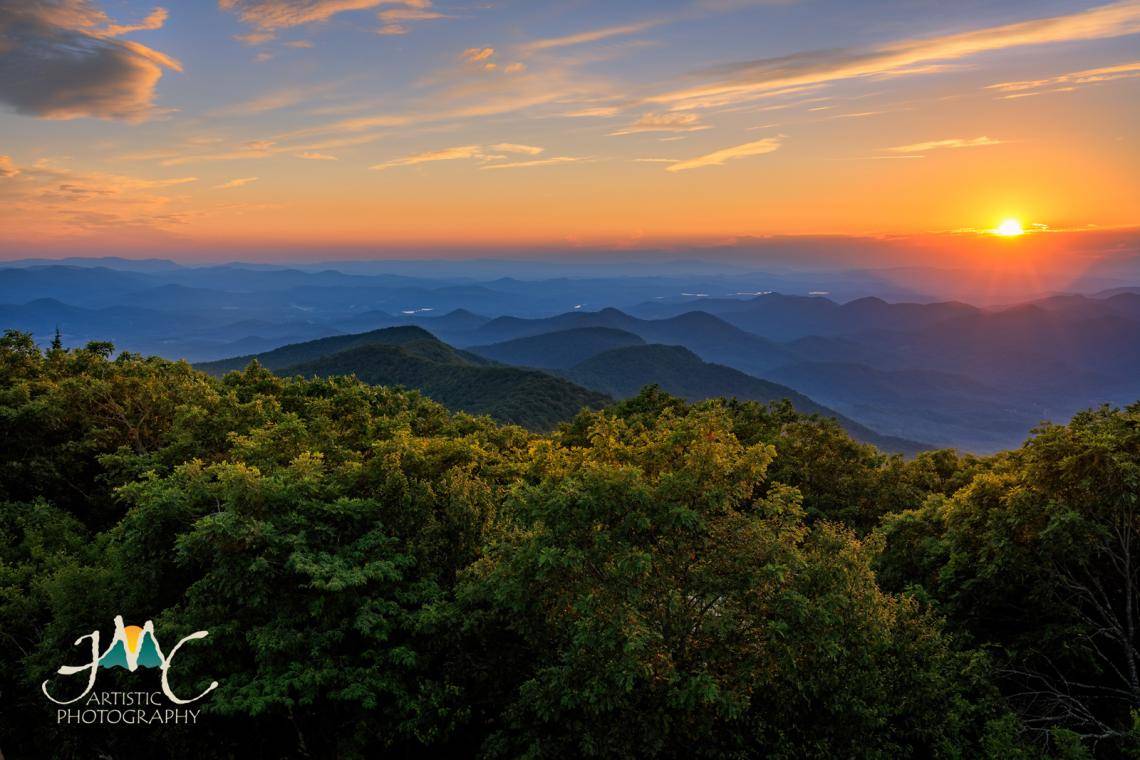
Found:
[197,326,449,374]
[460,308,794,376]
[198,326,610,430]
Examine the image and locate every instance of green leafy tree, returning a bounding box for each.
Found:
[464,404,989,758]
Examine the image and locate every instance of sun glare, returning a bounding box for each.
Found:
[994,218,1025,237]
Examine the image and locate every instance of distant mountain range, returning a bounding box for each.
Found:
[4,261,1139,452]
[199,325,922,452]
[450,295,1140,451]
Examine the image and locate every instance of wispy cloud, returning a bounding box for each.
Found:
[462,47,495,63]
[481,156,585,170]
[610,112,709,136]
[519,20,662,54]
[160,139,279,166]
[370,145,485,170]
[0,157,199,236]
[563,105,621,118]
[119,133,383,167]
[280,81,599,141]
[829,110,893,119]
[214,176,260,189]
[887,136,1002,153]
[647,1,1140,111]
[0,155,20,178]
[377,0,449,36]
[666,136,782,171]
[102,7,169,37]
[458,46,525,73]
[220,0,383,32]
[221,0,448,40]
[211,84,336,117]
[490,143,544,155]
[987,60,1140,98]
[369,143,581,171]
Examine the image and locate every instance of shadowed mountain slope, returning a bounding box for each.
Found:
[468,327,646,369]
[199,326,609,430]
[560,344,925,454]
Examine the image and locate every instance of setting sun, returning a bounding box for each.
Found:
[994,219,1025,237]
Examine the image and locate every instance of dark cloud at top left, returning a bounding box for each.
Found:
[0,1,180,121]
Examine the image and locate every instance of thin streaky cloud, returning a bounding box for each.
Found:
[666,137,782,172]
[379,8,446,22]
[835,155,926,161]
[490,144,544,155]
[211,84,336,117]
[480,157,586,170]
[162,139,278,166]
[214,176,260,189]
[563,106,621,118]
[277,84,587,141]
[370,145,484,170]
[610,112,709,136]
[829,110,892,119]
[887,136,1002,153]
[647,1,1140,110]
[519,20,662,54]
[987,60,1140,93]
[377,0,449,35]
[371,144,559,170]
[220,0,384,31]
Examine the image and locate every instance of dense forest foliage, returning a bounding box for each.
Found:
[1,330,1138,758]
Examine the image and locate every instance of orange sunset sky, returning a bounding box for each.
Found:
[0,0,1137,263]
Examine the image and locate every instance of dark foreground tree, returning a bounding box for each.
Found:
[879,404,1140,755]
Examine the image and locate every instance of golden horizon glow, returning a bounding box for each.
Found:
[994,219,1026,237]
[0,2,1136,254]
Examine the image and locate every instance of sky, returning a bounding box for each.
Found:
[0,0,1138,264]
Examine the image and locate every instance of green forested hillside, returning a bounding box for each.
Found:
[285,340,611,430]
[196,324,461,373]
[199,326,611,430]
[2,330,1138,759]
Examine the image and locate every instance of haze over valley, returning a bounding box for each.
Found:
[5,255,1138,453]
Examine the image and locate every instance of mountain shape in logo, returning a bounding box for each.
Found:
[99,623,164,670]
